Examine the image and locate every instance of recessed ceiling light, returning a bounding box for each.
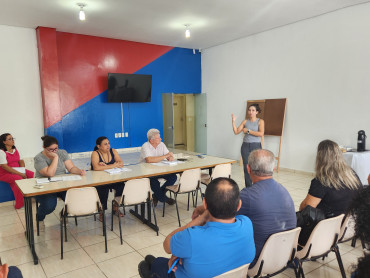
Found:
[77,3,86,21]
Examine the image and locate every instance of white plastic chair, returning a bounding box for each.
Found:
[214,263,250,278]
[60,187,106,259]
[201,163,232,185]
[247,227,301,278]
[164,168,201,226]
[296,214,345,278]
[111,178,158,243]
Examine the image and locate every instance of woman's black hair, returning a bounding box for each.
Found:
[248,103,262,113]
[0,133,15,151]
[41,135,58,148]
[94,136,108,151]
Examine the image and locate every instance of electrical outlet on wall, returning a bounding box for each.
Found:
[118,133,122,138]
[115,133,118,138]
[125,132,128,137]
[121,132,125,137]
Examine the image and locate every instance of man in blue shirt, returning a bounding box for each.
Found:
[138,177,255,278]
[192,149,296,268]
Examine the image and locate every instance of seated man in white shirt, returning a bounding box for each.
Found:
[140,129,177,206]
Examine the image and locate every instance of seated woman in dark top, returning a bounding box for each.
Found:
[91,136,125,218]
[300,139,362,217]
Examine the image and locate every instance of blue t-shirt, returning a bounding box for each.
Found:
[237,178,296,264]
[170,215,255,278]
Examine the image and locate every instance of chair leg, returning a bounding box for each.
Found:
[191,191,195,208]
[162,201,166,217]
[333,245,346,278]
[187,193,190,211]
[298,261,305,278]
[36,200,40,236]
[94,214,96,221]
[351,237,356,248]
[64,215,68,242]
[175,194,181,227]
[151,201,159,236]
[102,210,108,253]
[118,207,123,245]
[74,217,78,226]
[111,200,114,231]
[60,216,63,259]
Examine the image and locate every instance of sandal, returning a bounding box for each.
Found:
[113,200,124,217]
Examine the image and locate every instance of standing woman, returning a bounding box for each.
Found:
[0,133,34,209]
[232,104,264,187]
[34,135,85,223]
[91,136,125,217]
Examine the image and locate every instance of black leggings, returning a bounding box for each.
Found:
[241,142,261,187]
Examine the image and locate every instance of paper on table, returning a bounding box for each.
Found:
[104,168,132,175]
[12,167,26,174]
[151,160,183,166]
[62,175,82,181]
[36,177,63,184]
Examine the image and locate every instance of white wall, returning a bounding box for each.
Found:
[0,25,43,157]
[203,3,370,172]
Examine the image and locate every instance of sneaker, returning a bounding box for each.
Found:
[145,254,156,267]
[166,198,176,205]
[138,260,151,278]
[152,195,158,207]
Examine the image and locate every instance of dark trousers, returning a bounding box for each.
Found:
[8,266,23,278]
[96,182,125,210]
[151,257,176,278]
[241,142,261,187]
[35,192,66,221]
[150,174,177,202]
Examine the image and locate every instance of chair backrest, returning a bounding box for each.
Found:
[64,187,101,216]
[339,214,356,242]
[247,227,301,277]
[211,163,232,180]
[120,178,150,205]
[214,263,250,278]
[178,168,201,193]
[297,214,344,259]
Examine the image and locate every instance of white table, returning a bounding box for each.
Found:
[16,153,235,264]
[343,151,370,185]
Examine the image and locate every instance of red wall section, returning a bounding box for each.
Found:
[36,27,62,128]
[56,32,173,118]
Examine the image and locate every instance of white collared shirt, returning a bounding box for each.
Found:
[140,142,169,163]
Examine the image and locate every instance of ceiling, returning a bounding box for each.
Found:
[0,0,369,49]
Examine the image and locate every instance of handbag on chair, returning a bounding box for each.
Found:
[296,205,326,246]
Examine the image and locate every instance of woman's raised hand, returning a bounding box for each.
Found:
[232,113,236,122]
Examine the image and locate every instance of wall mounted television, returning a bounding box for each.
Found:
[107,73,152,103]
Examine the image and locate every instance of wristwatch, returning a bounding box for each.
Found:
[247,129,250,134]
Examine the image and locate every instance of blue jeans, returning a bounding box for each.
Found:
[35,192,65,221]
[151,257,176,278]
[150,174,177,202]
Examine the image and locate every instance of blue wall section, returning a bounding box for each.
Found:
[49,48,201,153]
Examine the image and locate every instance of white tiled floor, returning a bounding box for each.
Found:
[0,163,364,278]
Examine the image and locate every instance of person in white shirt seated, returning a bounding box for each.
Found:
[140,129,177,206]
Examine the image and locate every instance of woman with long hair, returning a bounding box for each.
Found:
[91,136,125,218]
[232,104,264,187]
[0,133,34,209]
[300,139,362,217]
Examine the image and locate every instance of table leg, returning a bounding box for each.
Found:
[129,203,158,232]
[24,197,39,264]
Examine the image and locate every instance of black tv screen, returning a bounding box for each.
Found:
[107,73,152,103]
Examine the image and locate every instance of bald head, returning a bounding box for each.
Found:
[248,149,275,177]
[204,178,240,219]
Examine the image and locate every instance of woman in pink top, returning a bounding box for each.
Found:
[0,133,34,209]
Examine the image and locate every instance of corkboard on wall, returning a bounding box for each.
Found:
[247,98,286,136]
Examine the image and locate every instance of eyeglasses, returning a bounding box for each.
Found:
[6,138,15,141]
[46,147,58,152]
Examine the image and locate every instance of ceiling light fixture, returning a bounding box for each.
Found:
[185,24,190,38]
[77,3,86,21]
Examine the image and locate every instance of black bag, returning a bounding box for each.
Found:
[296,205,326,246]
